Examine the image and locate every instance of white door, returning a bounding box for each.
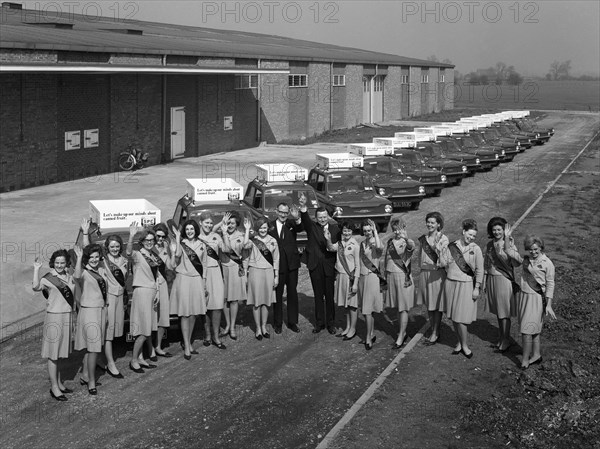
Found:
[170,106,185,159]
[362,76,371,123]
[372,75,384,123]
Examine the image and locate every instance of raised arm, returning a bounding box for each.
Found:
[323,227,338,252]
[81,217,91,247]
[73,245,84,279]
[32,257,43,291]
[126,221,143,257]
[503,223,523,264]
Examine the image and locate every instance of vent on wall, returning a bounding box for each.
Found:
[25,22,74,29]
[103,28,144,35]
[2,2,23,9]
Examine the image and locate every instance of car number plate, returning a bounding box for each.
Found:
[393,201,412,208]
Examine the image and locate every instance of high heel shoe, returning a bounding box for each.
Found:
[393,335,408,349]
[50,390,68,401]
[88,388,97,396]
[342,333,356,341]
[212,340,227,350]
[255,333,263,341]
[80,378,102,386]
[129,362,145,374]
[461,348,474,359]
[59,387,73,394]
[106,366,124,379]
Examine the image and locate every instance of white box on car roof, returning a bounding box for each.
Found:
[316,152,363,169]
[428,126,453,138]
[186,178,244,202]
[90,199,161,229]
[413,127,436,141]
[441,122,469,133]
[349,142,393,156]
[372,137,416,149]
[255,163,308,182]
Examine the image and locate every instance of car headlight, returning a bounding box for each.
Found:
[495,154,499,159]
[536,133,540,138]
[441,175,447,182]
[418,186,425,194]
[384,205,393,214]
[378,187,386,196]
[501,149,506,156]
[462,165,467,172]
[333,206,343,217]
[475,158,480,164]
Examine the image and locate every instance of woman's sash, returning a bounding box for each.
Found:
[386,239,412,287]
[226,237,246,277]
[448,242,475,286]
[87,268,107,303]
[360,242,387,291]
[251,238,273,266]
[180,241,204,277]
[487,241,520,293]
[42,273,75,310]
[140,250,166,281]
[523,256,547,319]
[419,234,438,264]
[337,241,355,285]
[106,257,126,287]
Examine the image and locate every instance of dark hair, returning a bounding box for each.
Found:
[315,207,328,217]
[254,217,268,231]
[182,220,200,239]
[361,220,374,235]
[487,217,507,239]
[153,222,169,237]
[49,249,71,268]
[137,229,157,246]
[198,212,213,223]
[104,234,124,255]
[276,202,289,211]
[462,219,478,232]
[340,220,353,231]
[227,211,241,227]
[82,244,103,266]
[425,212,444,230]
[390,218,406,231]
[524,235,545,251]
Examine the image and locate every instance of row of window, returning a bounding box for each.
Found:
[234,73,445,89]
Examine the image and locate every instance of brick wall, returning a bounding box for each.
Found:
[307,62,330,137]
[444,69,455,110]
[260,60,289,143]
[345,64,363,127]
[409,67,422,116]
[167,75,199,157]
[384,65,402,121]
[0,49,57,63]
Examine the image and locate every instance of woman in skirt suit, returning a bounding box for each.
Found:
[383,219,415,349]
[33,250,75,401]
[170,219,207,360]
[81,218,127,378]
[126,223,164,372]
[416,212,448,346]
[73,244,108,395]
[198,212,228,349]
[440,219,484,359]
[483,217,519,353]
[357,219,384,350]
[153,222,177,357]
[324,220,360,341]
[220,212,248,340]
[243,217,279,340]
[504,225,556,369]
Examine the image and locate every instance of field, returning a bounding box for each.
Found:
[455,79,600,112]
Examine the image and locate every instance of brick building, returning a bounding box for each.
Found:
[0,2,454,192]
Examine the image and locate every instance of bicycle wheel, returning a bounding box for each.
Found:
[118,152,136,171]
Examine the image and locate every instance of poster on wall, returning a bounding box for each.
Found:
[224,116,233,130]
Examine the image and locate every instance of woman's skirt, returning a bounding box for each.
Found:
[444,279,477,324]
[105,292,125,340]
[41,311,73,359]
[518,291,544,335]
[205,266,225,310]
[485,274,516,319]
[417,269,446,311]
[385,272,415,312]
[223,264,247,302]
[131,286,158,337]
[335,272,358,308]
[247,267,274,307]
[170,274,206,317]
[358,273,383,315]
[75,306,106,352]
[157,280,170,328]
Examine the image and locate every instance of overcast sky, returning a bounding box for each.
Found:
[25,0,600,76]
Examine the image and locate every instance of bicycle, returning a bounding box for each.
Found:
[118,145,149,171]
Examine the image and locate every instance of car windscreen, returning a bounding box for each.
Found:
[327,173,373,193]
[462,136,478,148]
[470,133,485,145]
[263,188,319,210]
[395,152,422,165]
[444,140,461,151]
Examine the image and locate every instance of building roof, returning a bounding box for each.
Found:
[0,4,453,68]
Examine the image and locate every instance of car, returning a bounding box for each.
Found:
[410,144,468,186]
[458,133,508,163]
[361,156,427,209]
[434,139,482,175]
[512,118,553,144]
[491,123,534,149]
[363,154,447,197]
[437,136,500,171]
[307,161,392,232]
[470,130,520,161]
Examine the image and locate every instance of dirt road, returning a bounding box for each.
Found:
[0,111,597,449]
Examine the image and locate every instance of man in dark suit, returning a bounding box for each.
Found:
[268,202,303,334]
[298,195,339,334]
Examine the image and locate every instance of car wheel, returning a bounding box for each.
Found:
[410,201,420,211]
[454,178,463,187]
[433,189,442,197]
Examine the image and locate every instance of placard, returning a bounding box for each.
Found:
[186,178,244,202]
[316,153,363,169]
[90,199,161,229]
[255,163,308,182]
[348,143,393,156]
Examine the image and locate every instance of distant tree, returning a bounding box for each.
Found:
[549,60,572,80]
[545,73,552,80]
[442,58,453,65]
[479,74,489,85]
[427,55,439,62]
[507,72,523,85]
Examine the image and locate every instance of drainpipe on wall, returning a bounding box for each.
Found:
[329,62,333,131]
[257,59,262,143]
[161,54,167,162]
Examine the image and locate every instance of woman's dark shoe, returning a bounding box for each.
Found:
[394,336,408,349]
[184,354,192,360]
[156,352,173,358]
[106,367,124,379]
[365,341,373,351]
[255,334,263,341]
[230,334,238,341]
[203,340,212,347]
[138,363,157,369]
[451,347,462,355]
[462,349,474,359]
[190,349,199,355]
[263,332,270,339]
[212,340,227,350]
[88,388,97,396]
[59,387,73,394]
[424,337,438,346]
[149,355,158,362]
[50,390,67,401]
[80,378,102,386]
[129,362,145,374]
[342,333,356,341]
[529,357,543,366]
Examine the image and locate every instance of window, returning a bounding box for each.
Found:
[332,74,346,86]
[440,74,445,82]
[421,74,429,83]
[374,76,384,92]
[288,74,308,87]
[363,77,370,92]
[401,75,409,84]
[235,74,258,89]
